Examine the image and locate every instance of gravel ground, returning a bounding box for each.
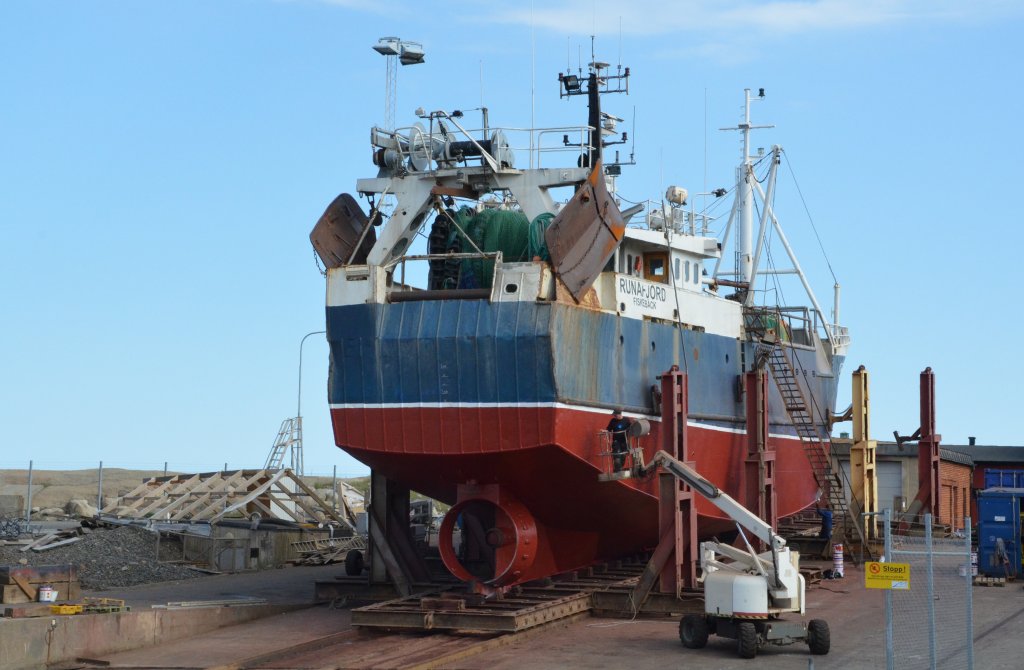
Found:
[0,525,204,589]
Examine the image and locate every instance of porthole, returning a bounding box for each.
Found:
[619,335,624,345]
[504,283,519,294]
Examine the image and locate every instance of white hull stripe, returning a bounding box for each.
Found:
[328,401,806,442]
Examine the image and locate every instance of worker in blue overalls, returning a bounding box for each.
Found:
[606,409,632,472]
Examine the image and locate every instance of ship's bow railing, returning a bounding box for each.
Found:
[745,305,828,348]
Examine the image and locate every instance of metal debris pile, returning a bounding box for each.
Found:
[0,525,203,590]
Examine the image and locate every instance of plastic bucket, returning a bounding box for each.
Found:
[38,585,57,603]
[832,544,844,577]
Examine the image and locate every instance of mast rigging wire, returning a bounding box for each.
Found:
[782,150,838,284]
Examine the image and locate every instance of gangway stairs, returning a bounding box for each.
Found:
[265,417,304,474]
[762,345,869,560]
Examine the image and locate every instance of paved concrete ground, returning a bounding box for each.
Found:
[85,562,1024,669]
[86,564,345,608]
[468,565,1024,670]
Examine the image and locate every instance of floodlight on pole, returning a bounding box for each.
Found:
[373,36,425,131]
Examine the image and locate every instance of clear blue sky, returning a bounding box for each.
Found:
[2,1,1021,475]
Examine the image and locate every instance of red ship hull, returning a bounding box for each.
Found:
[331,404,818,584]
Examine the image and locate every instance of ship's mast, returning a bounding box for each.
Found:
[723,89,773,289]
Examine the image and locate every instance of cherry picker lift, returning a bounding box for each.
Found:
[634,449,830,658]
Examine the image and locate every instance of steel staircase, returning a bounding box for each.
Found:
[265,417,303,473]
[761,344,868,559]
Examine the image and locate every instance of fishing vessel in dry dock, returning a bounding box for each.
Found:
[310,58,850,590]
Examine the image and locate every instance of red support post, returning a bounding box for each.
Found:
[744,370,777,544]
[917,367,941,516]
[657,365,699,593]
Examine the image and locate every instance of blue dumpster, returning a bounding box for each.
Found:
[977,488,1023,577]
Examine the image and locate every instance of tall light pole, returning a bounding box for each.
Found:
[295,330,326,476]
[372,37,425,131]
[297,330,326,421]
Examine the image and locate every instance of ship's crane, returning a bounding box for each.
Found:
[635,450,831,659]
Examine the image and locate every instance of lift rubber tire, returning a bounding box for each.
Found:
[345,549,364,576]
[736,621,758,659]
[807,619,831,655]
[679,614,709,649]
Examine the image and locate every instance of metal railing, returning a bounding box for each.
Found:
[381,121,595,172]
[385,251,503,299]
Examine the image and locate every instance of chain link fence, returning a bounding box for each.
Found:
[885,510,974,669]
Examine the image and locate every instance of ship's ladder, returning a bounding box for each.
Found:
[760,344,868,560]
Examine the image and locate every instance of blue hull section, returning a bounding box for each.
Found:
[326,300,842,430]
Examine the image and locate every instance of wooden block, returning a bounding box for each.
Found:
[2,602,62,619]
[1,584,32,604]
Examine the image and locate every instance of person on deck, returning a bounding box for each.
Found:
[606,409,632,472]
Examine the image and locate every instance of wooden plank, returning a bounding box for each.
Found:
[11,574,37,601]
[20,533,58,552]
[32,536,83,552]
[420,597,466,611]
[0,564,78,584]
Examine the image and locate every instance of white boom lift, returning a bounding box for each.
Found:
[637,450,830,659]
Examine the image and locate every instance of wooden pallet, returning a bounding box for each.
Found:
[351,562,649,633]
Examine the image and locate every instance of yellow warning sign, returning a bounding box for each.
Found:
[865,562,911,590]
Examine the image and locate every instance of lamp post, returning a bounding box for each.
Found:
[372,37,425,131]
[297,330,326,422]
[292,330,326,476]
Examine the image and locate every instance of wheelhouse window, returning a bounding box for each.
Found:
[643,252,669,284]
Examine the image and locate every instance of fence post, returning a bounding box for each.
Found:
[24,460,33,527]
[884,507,894,670]
[925,513,936,670]
[97,460,104,510]
[163,461,168,477]
[965,516,974,669]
